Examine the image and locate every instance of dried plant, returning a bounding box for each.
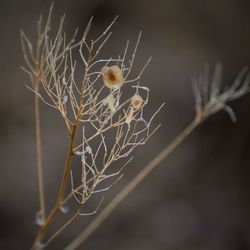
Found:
[64,63,250,250]
[192,62,250,123]
[21,4,250,250]
[21,4,162,250]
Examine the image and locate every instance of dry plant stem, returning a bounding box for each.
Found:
[64,118,200,250]
[34,82,46,223]
[31,122,80,250]
[31,54,90,248]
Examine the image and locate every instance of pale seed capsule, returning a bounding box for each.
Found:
[107,93,116,113]
[101,65,124,89]
[125,107,134,125]
[131,94,143,110]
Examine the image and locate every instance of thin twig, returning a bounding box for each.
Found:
[34,82,46,224]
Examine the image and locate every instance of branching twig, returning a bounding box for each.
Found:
[22,5,159,250]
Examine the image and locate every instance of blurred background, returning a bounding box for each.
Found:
[1,0,250,249]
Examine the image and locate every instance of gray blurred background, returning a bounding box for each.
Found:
[1,0,250,249]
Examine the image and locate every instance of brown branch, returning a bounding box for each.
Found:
[31,123,79,250]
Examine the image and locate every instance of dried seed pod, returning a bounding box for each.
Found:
[125,107,134,125]
[101,65,124,89]
[106,93,116,113]
[131,94,143,110]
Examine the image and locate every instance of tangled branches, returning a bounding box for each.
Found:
[21,4,162,249]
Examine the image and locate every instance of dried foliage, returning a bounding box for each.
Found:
[21,4,162,249]
[64,63,250,250]
[21,4,250,250]
[192,62,250,122]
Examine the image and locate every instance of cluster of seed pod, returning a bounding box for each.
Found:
[101,65,144,124]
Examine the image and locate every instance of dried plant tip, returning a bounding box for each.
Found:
[131,94,143,110]
[192,63,250,123]
[105,93,116,113]
[102,65,124,89]
[125,107,134,125]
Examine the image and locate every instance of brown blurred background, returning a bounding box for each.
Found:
[1,0,250,249]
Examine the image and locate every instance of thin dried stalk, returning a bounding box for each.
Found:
[21,3,55,224]
[34,81,46,224]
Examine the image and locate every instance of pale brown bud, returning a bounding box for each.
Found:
[107,93,116,113]
[101,65,124,89]
[131,94,143,110]
[125,107,134,125]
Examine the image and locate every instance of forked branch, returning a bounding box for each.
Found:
[22,5,161,250]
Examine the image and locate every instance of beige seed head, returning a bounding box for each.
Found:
[131,94,143,110]
[106,93,116,113]
[101,65,124,89]
[125,107,134,125]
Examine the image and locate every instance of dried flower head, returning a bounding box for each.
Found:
[102,65,124,89]
[131,94,143,110]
